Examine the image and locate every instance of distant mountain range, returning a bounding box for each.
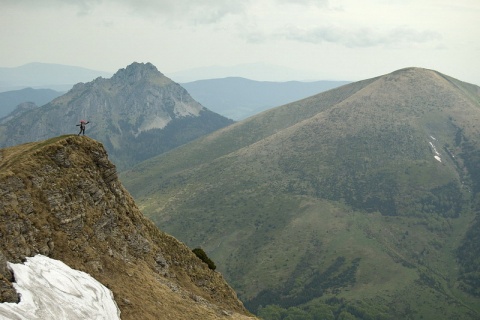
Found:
[181,77,349,120]
[121,67,480,319]
[0,87,64,118]
[0,62,112,92]
[169,62,324,83]
[0,62,350,121]
[0,62,233,170]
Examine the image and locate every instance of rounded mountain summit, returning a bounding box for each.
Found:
[122,67,480,319]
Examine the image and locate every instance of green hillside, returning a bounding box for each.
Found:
[121,68,480,319]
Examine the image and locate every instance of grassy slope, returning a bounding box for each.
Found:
[122,77,375,194]
[121,68,480,319]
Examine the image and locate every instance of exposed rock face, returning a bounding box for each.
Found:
[0,135,254,320]
[0,102,37,125]
[0,62,233,170]
[0,252,17,303]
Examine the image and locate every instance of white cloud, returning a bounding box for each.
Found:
[112,0,251,25]
[0,0,479,84]
[275,0,330,7]
[278,25,442,48]
[1,0,250,22]
[1,0,102,15]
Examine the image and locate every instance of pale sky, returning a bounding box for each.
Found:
[1,0,479,84]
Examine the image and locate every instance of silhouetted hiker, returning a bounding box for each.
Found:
[77,120,90,135]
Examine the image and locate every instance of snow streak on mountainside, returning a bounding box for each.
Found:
[0,255,120,320]
[429,136,442,162]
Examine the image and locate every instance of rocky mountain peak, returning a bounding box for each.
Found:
[0,135,254,319]
[0,62,233,170]
[111,62,164,84]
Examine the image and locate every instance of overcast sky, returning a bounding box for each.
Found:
[1,0,479,84]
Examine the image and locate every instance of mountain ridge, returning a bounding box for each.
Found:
[121,67,480,319]
[0,62,113,92]
[0,87,63,118]
[0,135,255,320]
[181,77,350,120]
[0,62,233,170]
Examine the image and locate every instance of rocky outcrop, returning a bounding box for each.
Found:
[0,135,254,320]
[0,252,17,303]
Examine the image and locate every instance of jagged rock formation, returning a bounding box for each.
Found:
[0,135,254,320]
[0,62,233,170]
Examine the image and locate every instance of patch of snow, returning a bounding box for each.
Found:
[429,141,442,162]
[0,255,120,320]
